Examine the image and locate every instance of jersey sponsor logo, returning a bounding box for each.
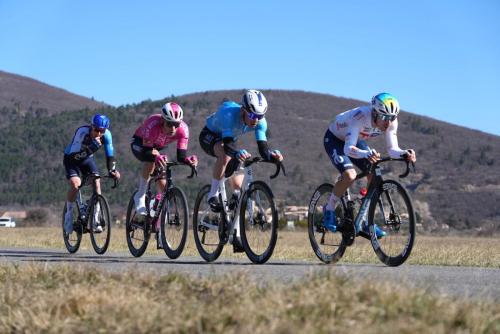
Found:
[74,151,88,160]
[336,122,348,130]
[332,149,344,164]
[353,111,364,120]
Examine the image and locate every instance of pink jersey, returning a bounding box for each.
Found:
[134,114,189,150]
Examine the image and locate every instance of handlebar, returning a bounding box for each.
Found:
[151,161,198,179]
[79,174,119,189]
[370,157,416,178]
[242,157,286,179]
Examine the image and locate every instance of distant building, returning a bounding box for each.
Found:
[0,211,27,219]
[283,206,308,221]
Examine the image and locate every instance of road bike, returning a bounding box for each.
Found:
[125,162,196,258]
[62,174,117,254]
[308,158,416,266]
[193,157,285,264]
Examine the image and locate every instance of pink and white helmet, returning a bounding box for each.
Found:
[161,102,184,123]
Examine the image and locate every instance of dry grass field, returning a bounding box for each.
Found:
[0,264,499,333]
[0,227,499,267]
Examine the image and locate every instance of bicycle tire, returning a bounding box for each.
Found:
[125,191,151,257]
[160,186,189,259]
[89,194,112,255]
[192,185,224,262]
[62,203,82,253]
[307,183,346,264]
[368,179,415,266]
[239,181,278,264]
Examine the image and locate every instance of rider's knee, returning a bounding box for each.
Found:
[69,178,81,191]
[343,169,357,183]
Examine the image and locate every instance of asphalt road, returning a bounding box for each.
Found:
[1,247,499,302]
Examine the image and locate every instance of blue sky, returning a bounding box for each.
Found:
[1,1,499,135]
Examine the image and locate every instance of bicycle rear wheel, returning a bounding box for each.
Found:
[62,203,82,253]
[368,180,415,266]
[125,191,151,257]
[160,186,189,259]
[239,181,278,264]
[193,185,224,262]
[89,194,112,254]
[307,183,346,264]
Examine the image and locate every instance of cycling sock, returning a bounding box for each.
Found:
[208,178,221,199]
[137,176,148,197]
[326,193,339,211]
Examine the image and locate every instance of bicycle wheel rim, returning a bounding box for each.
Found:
[160,187,188,259]
[90,195,112,255]
[62,203,82,253]
[307,183,346,264]
[125,191,150,257]
[369,180,415,266]
[239,181,278,264]
[193,185,224,262]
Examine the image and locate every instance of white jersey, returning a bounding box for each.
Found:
[328,105,406,159]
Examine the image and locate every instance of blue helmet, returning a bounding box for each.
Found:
[91,114,110,129]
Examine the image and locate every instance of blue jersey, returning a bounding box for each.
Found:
[206,101,267,141]
[64,125,114,160]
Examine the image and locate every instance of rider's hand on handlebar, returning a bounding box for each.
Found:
[403,149,417,163]
[184,155,198,167]
[109,170,121,180]
[155,154,168,168]
[270,149,283,162]
[236,149,251,162]
[367,149,380,164]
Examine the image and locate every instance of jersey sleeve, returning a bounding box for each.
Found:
[344,127,370,159]
[255,118,267,141]
[103,130,114,157]
[385,120,406,158]
[176,122,189,150]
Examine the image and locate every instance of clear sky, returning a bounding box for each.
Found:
[1,1,499,135]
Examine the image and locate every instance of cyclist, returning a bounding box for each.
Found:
[131,102,198,221]
[199,89,283,251]
[63,114,121,234]
[323,92,416,237]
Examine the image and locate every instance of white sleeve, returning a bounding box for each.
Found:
[385,120,407,159]
[344,127,371,159]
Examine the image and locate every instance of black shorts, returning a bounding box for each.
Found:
[130,136,159,162]
[199,126,222,157]
[63,155,99,179]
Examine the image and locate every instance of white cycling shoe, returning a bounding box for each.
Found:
[134,193,147,222]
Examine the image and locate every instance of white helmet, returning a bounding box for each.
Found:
[371,93,400,117]
[242,89,268,115]
[161,102,183,123]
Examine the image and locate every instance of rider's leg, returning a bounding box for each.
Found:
[329,169,357,209]
[208,142,231,200]
[135,161,155,213]
[64,176,80,233]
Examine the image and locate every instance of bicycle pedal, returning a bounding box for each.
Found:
[357,230,371,240]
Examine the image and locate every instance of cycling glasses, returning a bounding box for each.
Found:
[245,109,264,121]
[165,121,180,128]
[378,114,397,122]
[92,126,106,133]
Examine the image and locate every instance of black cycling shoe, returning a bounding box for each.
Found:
[232,236,244,253]
[208,196,223,213]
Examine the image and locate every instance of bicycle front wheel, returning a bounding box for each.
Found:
[368,180,415,266]
[89,194,112,255]
[239,181,278,264]
[307,183,346,264]
[192,185,224,262]
[125,191,151,257]
[160,186,189,259]
[62,203,82,253]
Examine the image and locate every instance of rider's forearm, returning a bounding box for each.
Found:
[257,140,272,160]
[345,145,371,159]
[106,156,116,172]
[176,148,187,162]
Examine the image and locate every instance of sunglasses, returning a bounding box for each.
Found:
[165,121,180,128]
[245,109,264,121]
[378,114,397,122]
[93,127,106,133]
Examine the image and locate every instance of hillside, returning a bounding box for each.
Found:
[0,84,499,233]
[0,70,105,120]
